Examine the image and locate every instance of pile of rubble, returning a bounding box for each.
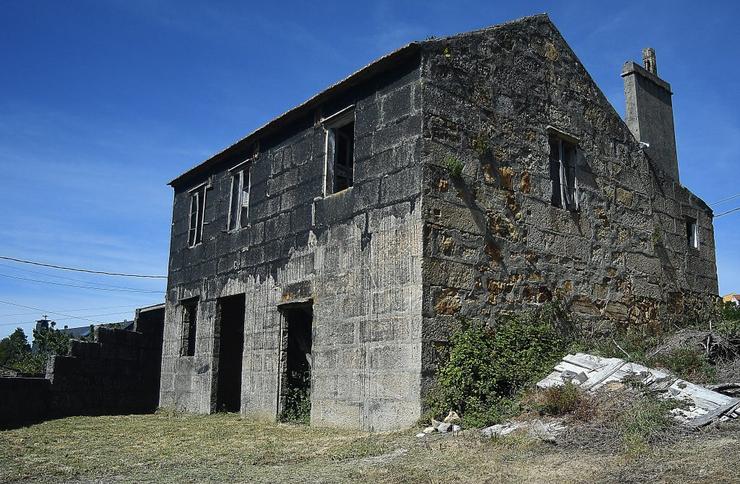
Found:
[480,419,566,442]
[416,411,462,437]
[538,353,740,428]
[417,353,739,443]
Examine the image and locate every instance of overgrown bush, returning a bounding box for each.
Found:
[425,304,573,428]
[650,347,716,383]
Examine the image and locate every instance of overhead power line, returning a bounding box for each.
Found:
[0,299,109,325]
[0,262,161,290]
[715,206,740,218]
[710,193,740,206]
[0,272,164,294]
[0,256,167,279]
[0,304,142,318]
[1,310,136,327]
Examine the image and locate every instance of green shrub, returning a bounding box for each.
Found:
[426,304,572,428]
[442,156,464,178]
[649,348,716,383]
[526,382,594,420]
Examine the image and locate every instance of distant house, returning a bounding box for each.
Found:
[159,14,719,430]
[723,294,740,306]
[33,317,135,347]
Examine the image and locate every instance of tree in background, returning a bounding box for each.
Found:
[0,328,32,368]
[0,321,71,375]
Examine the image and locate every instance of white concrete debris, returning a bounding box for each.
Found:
[538,353,740,428]
[481,419,566,442]
[417,410,463,437]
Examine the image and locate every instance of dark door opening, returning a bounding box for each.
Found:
[215,294,245,412]
[279,304,313,424]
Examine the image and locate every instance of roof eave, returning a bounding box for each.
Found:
[168,42,421,189]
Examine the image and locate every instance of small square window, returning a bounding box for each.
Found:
[686,217,699,249]
[188,185,207,247]
[228,164,251,231]
[548,135,578,211]
[324,108,355,195]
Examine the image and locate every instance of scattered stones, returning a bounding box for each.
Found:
[417,410,464,437]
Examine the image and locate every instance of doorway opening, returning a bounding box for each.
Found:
[279,303,313,424]
[215,294,245,412]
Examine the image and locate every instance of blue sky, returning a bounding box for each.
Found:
[1,0,738,338]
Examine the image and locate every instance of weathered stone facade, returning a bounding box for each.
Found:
[160,14,718,431]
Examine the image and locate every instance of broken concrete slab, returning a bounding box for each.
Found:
[481,419,566,442]
[538,353,740,428]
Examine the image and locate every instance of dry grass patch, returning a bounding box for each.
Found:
[1,412,739,483]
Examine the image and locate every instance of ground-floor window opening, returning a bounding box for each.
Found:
[215,294,245,413]
[180,297,198,357]
[278,304,313,424]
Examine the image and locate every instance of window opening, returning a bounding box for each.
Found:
[324,109,355,195]
[549,135,578,211]
[686,217,699,249]
[180,298,198,357]
[228,165,251,230]
[188,185,207,246]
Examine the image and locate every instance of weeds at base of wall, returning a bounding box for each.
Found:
[424,300,740,429]
[423,303,574,428]
[279,372,311,425]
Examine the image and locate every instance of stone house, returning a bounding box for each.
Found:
[159,14,718,431]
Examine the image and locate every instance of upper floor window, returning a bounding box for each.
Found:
[323,106,355,195]
[228,163,251,231]
[188,184,208,247]
[686,217,699,249]
[548,133,579,211]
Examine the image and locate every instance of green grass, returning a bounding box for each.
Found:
[1,412,739,483]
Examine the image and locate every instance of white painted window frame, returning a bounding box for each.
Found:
[687,218,699,249]
[321,105,355,197]
[227,161,252,231]
[187,181,210,248]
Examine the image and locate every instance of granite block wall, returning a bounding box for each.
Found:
[160,54,425,430]
[0,377,50,429]
[159,14,719,430]
[417,15,718,395]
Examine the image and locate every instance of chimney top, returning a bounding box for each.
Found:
[642,47,657,75]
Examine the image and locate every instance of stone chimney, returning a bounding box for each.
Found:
[622,48,679,181]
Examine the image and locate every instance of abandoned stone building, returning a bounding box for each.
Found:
[159,14,718,431]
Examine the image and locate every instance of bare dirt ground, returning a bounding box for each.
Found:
[1,412,739,483]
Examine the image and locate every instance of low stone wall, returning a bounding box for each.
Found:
[0,377,50,429]
[0,306,164,429]
[47,326,162,417]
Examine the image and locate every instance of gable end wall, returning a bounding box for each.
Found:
[417,15,718,397]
